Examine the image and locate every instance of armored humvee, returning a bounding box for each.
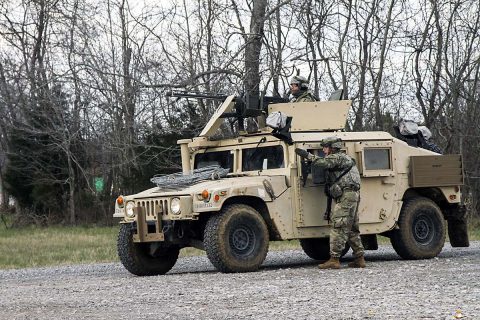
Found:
[114,95,468,276]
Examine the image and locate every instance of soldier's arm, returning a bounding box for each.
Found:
[311,154,337,170]
[295,148,339,169]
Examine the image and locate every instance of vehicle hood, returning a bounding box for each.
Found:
[129,175,285,199]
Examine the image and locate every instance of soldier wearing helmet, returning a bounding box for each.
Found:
[289,75,316,102]
[295,137,365,269]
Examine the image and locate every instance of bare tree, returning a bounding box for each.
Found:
[1,0,480,223]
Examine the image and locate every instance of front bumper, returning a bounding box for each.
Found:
[131,206,165,242]
[118,196,196,243]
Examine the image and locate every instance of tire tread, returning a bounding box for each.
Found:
[117,224,179,276]
[204,204,269,273]
[391,197,446,259]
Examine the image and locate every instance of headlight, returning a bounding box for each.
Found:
[170,198,181,215]
[126,201,135,218]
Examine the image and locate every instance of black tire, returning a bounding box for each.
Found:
[300,238,349,260]
[117,224,179,276]
[204,204,269,273]
[390,197,446,259]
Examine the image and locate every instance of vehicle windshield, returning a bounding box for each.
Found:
[242,145,284,171]
[194,150,234,172]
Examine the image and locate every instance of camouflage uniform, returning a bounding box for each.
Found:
[290,90,316,102]
[289,75,316,103]
[310,151,364,259]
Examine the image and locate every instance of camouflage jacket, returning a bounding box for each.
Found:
[311,152,361,192]
[290,91,316,102]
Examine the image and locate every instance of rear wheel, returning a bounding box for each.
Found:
[117,224,179,276]
[204,204,269,273]
[300,238,349,260]
[390,197,446,259]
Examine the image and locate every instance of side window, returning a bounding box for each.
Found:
[354,141,394,177]
[242,145,284,171]
[304,148,326,184]
[194,151,234,172]
[311,149,325,158]
[364,148,391,170]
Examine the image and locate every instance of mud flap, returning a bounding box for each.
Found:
[447,218,469,247]
[445,204,469,247]
[361,234,378,250]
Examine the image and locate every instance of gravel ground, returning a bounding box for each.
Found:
[1,242,479,320]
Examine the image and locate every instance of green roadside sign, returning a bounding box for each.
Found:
[94,177,104,193]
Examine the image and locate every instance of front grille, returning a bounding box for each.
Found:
[137,199,169,217]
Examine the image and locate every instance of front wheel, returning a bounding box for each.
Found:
[117,223,179,276]
[390,197,446,259]
[204,204,269,273]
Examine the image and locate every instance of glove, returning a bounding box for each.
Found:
[295,148,313,160]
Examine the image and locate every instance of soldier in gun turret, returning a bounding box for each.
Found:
[289,75,317,102]
[418,126,442,154]
[295,137,366,269]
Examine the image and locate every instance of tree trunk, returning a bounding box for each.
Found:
[244,0,268,131]
[244,0,268,97]
[67,155,76,224]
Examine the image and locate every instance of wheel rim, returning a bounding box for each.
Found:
[412,212,435,245]
[230,224,256,256]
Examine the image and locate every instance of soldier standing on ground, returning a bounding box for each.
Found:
[295,137,366,269]
[289,75,316,102]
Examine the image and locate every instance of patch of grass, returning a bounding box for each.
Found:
[270,240,301,250]
[468,216,480,240]
[0,224,211,269]
[0,225,119,269]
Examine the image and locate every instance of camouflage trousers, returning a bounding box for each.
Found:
[329,190,364,258]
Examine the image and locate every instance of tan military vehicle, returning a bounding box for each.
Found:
[114,95,468,276]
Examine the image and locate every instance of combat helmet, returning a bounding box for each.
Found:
[290,75,309,90]
[321,136,342,149]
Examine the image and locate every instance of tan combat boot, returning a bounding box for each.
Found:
[318,257,340,269]
[348,255,366,268]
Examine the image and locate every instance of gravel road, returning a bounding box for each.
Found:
[1,242,479,320]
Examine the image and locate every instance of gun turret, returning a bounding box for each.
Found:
[166,90,288,131]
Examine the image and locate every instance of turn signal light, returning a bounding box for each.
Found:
[214,194,220,202]
[116,196,124,207]
[449,195,457,201]
[201,190,210,200]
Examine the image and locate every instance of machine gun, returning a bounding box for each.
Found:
[166,90,288,131]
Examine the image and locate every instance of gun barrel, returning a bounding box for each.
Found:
[166,91,228,101]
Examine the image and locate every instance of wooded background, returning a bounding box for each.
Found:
[0,0,479,225]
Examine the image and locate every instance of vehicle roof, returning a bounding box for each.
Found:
[185,130,398,150]
[291,131,394,142]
